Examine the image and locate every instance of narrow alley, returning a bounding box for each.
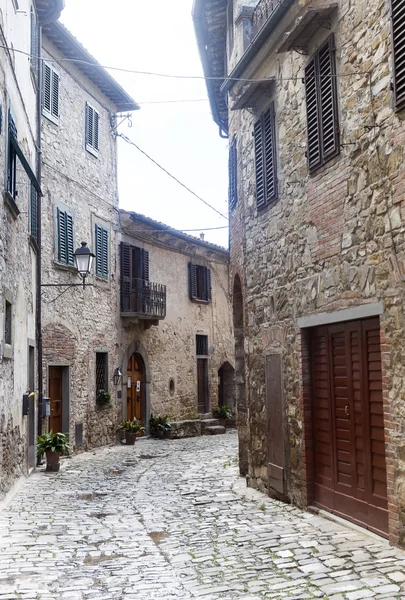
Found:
[1,433,405,600]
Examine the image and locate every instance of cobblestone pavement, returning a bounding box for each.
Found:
[1,432,405,600]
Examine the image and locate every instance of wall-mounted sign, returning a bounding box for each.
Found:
[136,381,141,392]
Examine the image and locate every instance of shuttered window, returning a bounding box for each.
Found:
[392,0,405,109]
[30,7,39,83]
[95,224,109,279]
[57,208,74,266]
[254,102,278,210]
[30,184,38,241]
[120,242,150,312]
[43,63,60,123]
[228,136,238,210]
[304,35,340,173]
[188,263,212,302]
[85,102,99,155]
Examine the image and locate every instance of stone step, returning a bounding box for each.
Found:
[200,419,220,434]
[205,425,226,435]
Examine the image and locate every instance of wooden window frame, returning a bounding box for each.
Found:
[228,135,238,210]
[85,102,100,157]
[56,207,75,266]
[188,263,212,303]
[304,35,340,173]
[254,102,278,211]
[42,62,60,125]
[95,223,109,279]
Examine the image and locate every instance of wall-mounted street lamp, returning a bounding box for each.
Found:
[42,241,95,292]
[113,367,122,386]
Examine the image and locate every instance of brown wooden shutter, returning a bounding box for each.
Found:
[206,268,212,302]
[305,56,322,172]
[265,354,285,494]
[392,0,405,109]
[254,118,265,210]
[142,249,149,282]
[188,262,197,300]
[319,36,339,161]
[228,137,238,210]
[120,242,131,311]
[263,103,277,203]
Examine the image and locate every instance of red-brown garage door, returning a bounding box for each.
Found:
[311,318,388,537]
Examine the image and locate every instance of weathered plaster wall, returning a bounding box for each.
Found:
[228,0,405,545]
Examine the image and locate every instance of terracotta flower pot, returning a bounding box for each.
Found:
[46,450,61,472]
[125,432,137,445]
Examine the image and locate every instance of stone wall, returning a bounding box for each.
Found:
[226,0,405,545]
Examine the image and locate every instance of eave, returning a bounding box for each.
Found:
[35,0,65,24]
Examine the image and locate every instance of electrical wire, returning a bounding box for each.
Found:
[123,226,228,232]
[117,133,228,221]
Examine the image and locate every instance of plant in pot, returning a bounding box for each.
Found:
[117,417,145,445]
[36,431,69,472]
[96,389,112,409]
[149,414,172,439]
[212,405,232,427]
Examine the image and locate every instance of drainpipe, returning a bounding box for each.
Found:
[36,24,43,462]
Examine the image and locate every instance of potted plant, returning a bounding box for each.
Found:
[36,431,69,472]
[117,417,145,445]
[149,414,172,439]
[212,405,232,427]
[96,389,112,409]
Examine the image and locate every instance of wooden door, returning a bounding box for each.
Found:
[49,366,63,433]
[127,354,143,422]
[265,354,284,494]
[197,358,208,413]
[311,318,388,536]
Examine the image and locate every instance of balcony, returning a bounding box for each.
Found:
[121,278,166,322]
[252,0,283,39]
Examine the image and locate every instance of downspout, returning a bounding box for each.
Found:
[36,24,43,461]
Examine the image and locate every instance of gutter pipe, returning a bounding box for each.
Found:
[36,25,43,462]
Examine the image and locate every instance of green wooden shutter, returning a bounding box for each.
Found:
[30,185,37,241]
[188,262,197,300]
[94,110,99,151]
[66,213,74,265]
[43,63,52,114]
[51,69,60,118]
[95,224,109,278]
[101,227,108,277]
[85,103,93,147]
[57,208,66,263]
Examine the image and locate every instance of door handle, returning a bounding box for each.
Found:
[345,405,350,416]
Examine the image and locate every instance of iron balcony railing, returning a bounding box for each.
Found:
[252,0,283,38]
[121,278,166,318]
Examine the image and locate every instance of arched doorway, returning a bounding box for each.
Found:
[127,353,145,423]
[233,274,248,476]
[218,361,235,414]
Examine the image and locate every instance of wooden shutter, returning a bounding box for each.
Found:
[120,242,131,311]
[263,104,277,203]
[188,262,197,300]
[319,37,339,161]
[254,118,265,210]
[305,55,322,172]
[392,0,405,109]
[30,8,38,81]
[228,137,238,210]
[95,224,108,278]
[57,208,66,263]
[66,213,74,265]
[142,249,149,282]
[94,110,99,151]
[266,354,285,494]
[43,63,52,114]
[30,185,37,240]
[51,70,60,118]
[206,267,212,302]
[86,103,93,147]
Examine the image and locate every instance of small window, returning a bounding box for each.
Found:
[95,224,109,279]
[304,35,339,172]
[254,102,278,210]
[57,207,74,266]
[30,7,39,83]
[196,335,208,356]
[228,136,238,210]
[188,263,212,303]
[43,63,60,124]
[85,102,99,156]
[30,184,37,240]
[7,113,17,199]
[5,300,12,345]
[96,352,108,393]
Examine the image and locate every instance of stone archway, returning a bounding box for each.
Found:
[218,361,235,414]
[121,340,151,428]
[233,274,248,476]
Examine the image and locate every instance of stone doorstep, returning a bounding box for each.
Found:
[168,419,226,439]
[205,425,226,435]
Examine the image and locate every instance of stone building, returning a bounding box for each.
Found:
[194,0,405,546]
[118,211,234,425]
[0,0,63,499]
[40,21,139,451]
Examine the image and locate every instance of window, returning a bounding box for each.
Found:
[120,243,150,312]
[7,113,17,199]
[304,35,339,173]
[254,102,278,210]
[5,300,11,345]
[30,7,39,83]
[228,136,238,210]
[96,352,108,393]
[57,208,74,266]
[30,184,37,240]
[392,0,405,109]
[85,102,99,155]
[196,335,208,356]
[43,63,60,123]
[188,263,212,303]
[95,224,109,279]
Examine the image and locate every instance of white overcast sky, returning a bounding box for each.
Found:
[60,0,229,247]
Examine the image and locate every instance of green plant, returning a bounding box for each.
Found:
[36,431,69,456]
[117,417,145,434]
[96,389,112,408]
[212,405,232,420]
[149,413,172,436]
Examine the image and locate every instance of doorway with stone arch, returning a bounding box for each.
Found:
[126,353,146,425]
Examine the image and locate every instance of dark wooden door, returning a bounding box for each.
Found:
[311,318,388,536]
[197,358,208,413]
[265,354,284,494]
[127,354,143,422]
[49,366,63,433]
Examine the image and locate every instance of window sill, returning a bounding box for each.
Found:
[43,110,59,126]
[190,298,211,305]
[86,144,99,158]
[53,260,77,274]
[4,191,20,219]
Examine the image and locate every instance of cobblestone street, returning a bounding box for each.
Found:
[1,432,405,599]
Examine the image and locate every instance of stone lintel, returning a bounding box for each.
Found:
[297,302,384,329]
